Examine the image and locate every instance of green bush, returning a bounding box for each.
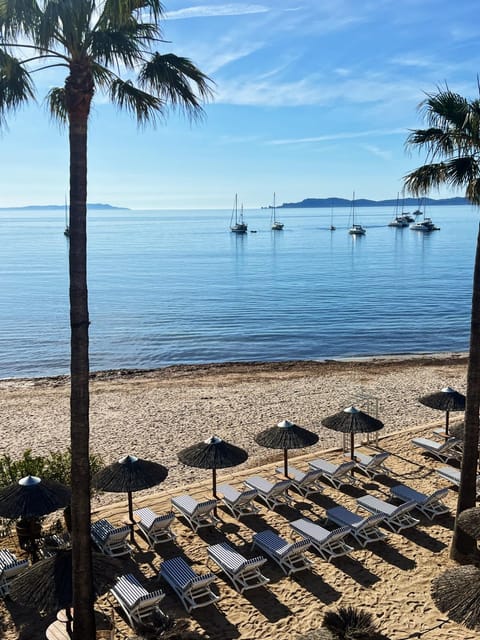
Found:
[0,448,103,488]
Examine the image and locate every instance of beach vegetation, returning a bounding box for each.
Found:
[297,605,388,639]
[0,1,212,637]
[0,448,103,488]
[405,84,480,562]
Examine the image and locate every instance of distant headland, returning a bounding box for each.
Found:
[1,203,129,211]
[276,196,468,208]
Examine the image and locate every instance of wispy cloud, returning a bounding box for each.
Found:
[362,144,393,160]
[268,128,406,146]
[164,4,270,20]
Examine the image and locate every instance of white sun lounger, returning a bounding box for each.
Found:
[308,459,357,488]
[351,451,391,478]
[171,495,219,532]
[132,507,176,548]
[91,519,132,557]
[110,573,165,627]
[436,466,480,495]
[207,542,269,593]
[0,549,29,597]
[216,483,259,518]
[243,476,292,510]
[251,530,312,575]
[356,495,420,532]
[411,436,462,462]
[276,466,325,498]
[289,518,353,561]
[159,557,219,612]
[326,506,387,547]
[390,484,449,520]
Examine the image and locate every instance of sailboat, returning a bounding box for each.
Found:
[388,192,409,227]
[271,192,284,230]
[410,201,440,231]
[329,204,336,230]
[63,195,70,237]
[348,192,366,235]
[230,193,247,233]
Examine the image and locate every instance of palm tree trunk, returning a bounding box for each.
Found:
[68,88,95,637]
[451,224,480,562]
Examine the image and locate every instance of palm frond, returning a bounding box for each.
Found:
[404,163,449,196]
[0,49,34,126]
[139,52,213,118]
[97,0,164,30]
[0,0,42,38]
[46,86,67,124]
[405,127,457,159]
[109,76,162,124]
[421,88,470,131]
[90,23,151,68]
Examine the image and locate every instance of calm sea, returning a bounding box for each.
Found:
[1,204,478,379]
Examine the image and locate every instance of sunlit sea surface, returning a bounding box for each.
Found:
[1,204,478,379]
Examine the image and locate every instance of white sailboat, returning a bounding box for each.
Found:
[348,192,366,235]
[63,195,70,237]
[271,192,284,230]
[388,193,409,227]
[230,194,247,233]
[329,204,336,230]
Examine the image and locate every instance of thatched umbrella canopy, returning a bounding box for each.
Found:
[321,406,384,460]
[9,548,120,637]
[0,475,71,519]
[92,455,168,541]
[178,436,248,497]
[432,565,480,630]
[255,420,319,477]
[457,507,480,540]
[419,386,465,435]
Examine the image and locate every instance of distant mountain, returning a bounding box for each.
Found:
[1,203,129,210]
[279,196,469,208]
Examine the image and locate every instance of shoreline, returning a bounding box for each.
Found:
[0,350,469,389]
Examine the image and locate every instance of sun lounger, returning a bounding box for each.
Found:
[276,466,325,498]
[243,476,292,510]
[289,518,353,561]
[132,507,176,548]
[436,466,480,494]
[171,495,219,532]
[216,483,259,518]
[351,451,391,479]
[91,519,131,557]
[207,542,269,593]
[159,556,219,612]
[356,495,420,532]
[110,573,165,627]
[326,506,387,547]
[390,484,449,520]
[308,458,357,488]
[0,549,29,597]
[411,436,462,462]
[251,530,312,575]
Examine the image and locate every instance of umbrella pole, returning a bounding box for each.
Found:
[284,449,288,477]
[213,468,217,498]
[445,410,450,436]
[127,491,135,543]
[350,433,355,476]
[66,606,73,638]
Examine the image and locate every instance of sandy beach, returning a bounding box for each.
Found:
[0,354,475,639]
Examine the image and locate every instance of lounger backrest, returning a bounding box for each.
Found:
[334,461,355,476]
[113,574,148,608]
[92,519,115,541]
[356,513,384,530]
[325,526,351,542]
[270,480,291,495]
[390,501,416,517]
[0,550,16,568]
[369,452,389,466]
[425,488,449,504]
[279,539,311,558]
[235,489,257,505]
[196,500,218,515]
[299,469,322,484]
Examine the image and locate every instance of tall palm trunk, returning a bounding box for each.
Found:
[451,224,480,561]
[67,63,96,639]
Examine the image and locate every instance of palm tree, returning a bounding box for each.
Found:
[0,2,212,637]
[404,86,480,562]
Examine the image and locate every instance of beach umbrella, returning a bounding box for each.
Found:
[255,419,319,477]
[457,507,480,540]
[178,436,248,497]
[0,475,71,519]
[418,386,466,435]
[432,565,480,630]
[9,548,120,638]
[321,406,384,461]
[92,455,168,541]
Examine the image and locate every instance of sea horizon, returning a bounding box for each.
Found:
[1,204,476,379]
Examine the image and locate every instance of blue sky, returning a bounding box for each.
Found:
[1,0,479,209]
